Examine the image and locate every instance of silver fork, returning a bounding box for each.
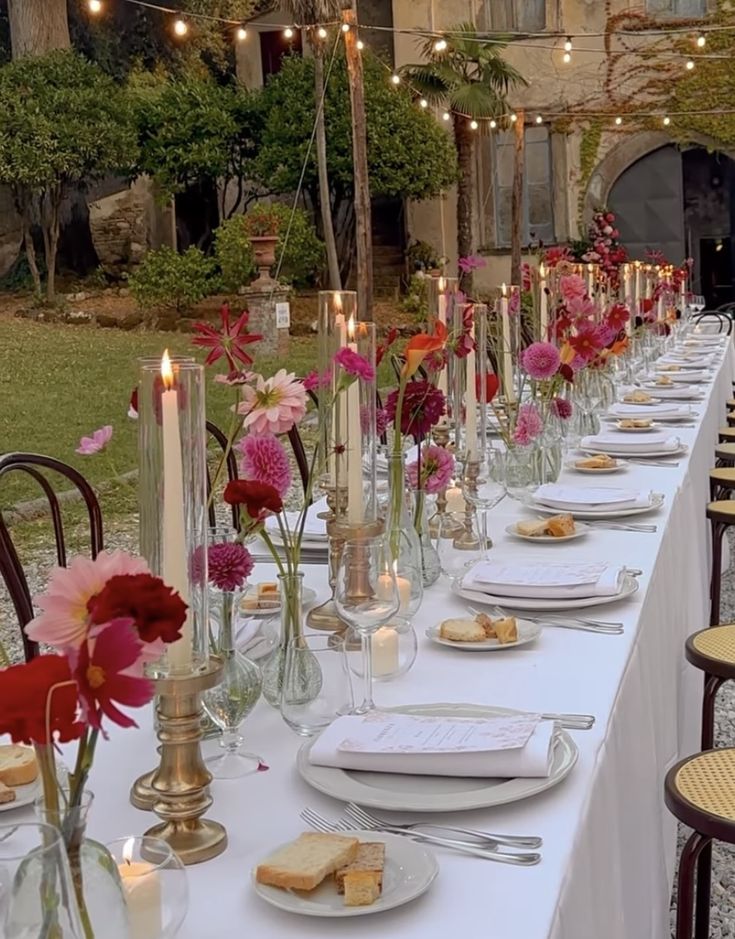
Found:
[300,807,542,866]
[469,605,624,635]
[341,803,542,849]
[583,521,658,532]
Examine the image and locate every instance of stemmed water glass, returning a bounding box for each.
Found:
[459,448,506,554]
[334,535,400,713]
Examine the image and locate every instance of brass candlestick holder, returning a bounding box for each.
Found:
[428,420,464,539]
[130,656,227,865]
[306,483,350,631]
[453,458,482,551]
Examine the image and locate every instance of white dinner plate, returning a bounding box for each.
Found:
[452,573,639,612]
[612,421,659,433]
[583,441,689,458]
[239,584,317,617]
[620,396,662,406]
[531,491,665,519]
[425,618,541,651]
[564,460,627,475]
[297,703,578,812]
[504,522,592,543]
[252,829,438,917]
[0,777,41,813]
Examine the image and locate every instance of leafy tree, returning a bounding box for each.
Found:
[403,24,525,292]
[0,49,137,300]
[254,51,458,277]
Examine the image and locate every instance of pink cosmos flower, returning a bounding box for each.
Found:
[512,403,544,447]
[521,342,560,380]
[559,274,587,303]
[128,389,138,421]
[26,550,150,651]
[303,369,332,392]
[236,432,292,498]
[567,296,597,320]
[76,425,113,455]
[214,369,254,386]
[569,322,605,364]
[238,369,307,435]
[550,397,573,420]
[207,542,254,591]
[406,445,455,494]
[334,347,375,382]
[458,255,487,274]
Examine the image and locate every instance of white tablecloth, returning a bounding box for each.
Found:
[40,342,735,938]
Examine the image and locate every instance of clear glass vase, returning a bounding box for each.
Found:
[202,587,263,777]
[531,406,563,486]
[384,453,433,593]
[35,791,129,939]
[412,490,442,587]
[262,572,322,708]
[503,443,537,502]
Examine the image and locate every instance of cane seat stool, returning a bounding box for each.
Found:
[726,412,735,428]
[718,427,735,444]
[685,626,735,750]
[665,749,735,939]
[709,467,735,502]
[715,443,735,467]
[706,500,735,625]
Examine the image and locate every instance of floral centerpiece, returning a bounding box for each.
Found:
[1,551,187,937]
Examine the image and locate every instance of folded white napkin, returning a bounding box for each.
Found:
[533,483,651,510]
[640,385,703,399]
[646,371,709,383]
[463,559,625,599]
[607,402,689,420]
[235,619,273,660]
[582,431,680,454]
[309,713,556,778]
[658,355,713,367]
[265,496,328,540]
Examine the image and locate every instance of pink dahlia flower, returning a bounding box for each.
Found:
[207,541,254,591]
[26,550,149,651]
[521,342,560,380]
[237,432,292,498]
[512,403,544,447]
[406,445,455,494]
[559,274,587,303]
[238,369,307,435]
[550,397,573,420]
[334,347,375,382]
[76,425,113,455]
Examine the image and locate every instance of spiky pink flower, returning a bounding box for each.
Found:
[521,342,560,380]
[76,426,113,455]
[237,432,292,498]
[334,347,375,382]
[406,445,455,494]
[207,542,254,591]
[238,369,307,435]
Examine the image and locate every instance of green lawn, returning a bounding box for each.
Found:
[0,318,322,510]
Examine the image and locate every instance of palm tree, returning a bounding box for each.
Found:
[285,0,343,289]
[403,24,525,293]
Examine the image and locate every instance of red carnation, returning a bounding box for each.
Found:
[87,573,187,645]
[224,479,284,519]
[0,655,83,745]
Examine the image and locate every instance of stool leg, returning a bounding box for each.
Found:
[701,675,724,750]
[695,841,713,939]
[710,520,726,626]
[676,831,710,939]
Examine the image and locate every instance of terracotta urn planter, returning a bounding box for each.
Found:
[249,234,278,286]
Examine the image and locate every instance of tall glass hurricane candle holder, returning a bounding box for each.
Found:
[342,319,378,527]
[474,303,489,459]
[139,355,209,677]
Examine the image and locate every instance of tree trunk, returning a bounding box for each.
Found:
[313,46,342,291]
[342,5,373,320]
[7,0,70,57]
[45,188,62,302]
[14,190,41,295]
[454,115,475,296]
[510,110,525,287]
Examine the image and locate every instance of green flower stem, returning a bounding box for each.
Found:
[207,387,243,509]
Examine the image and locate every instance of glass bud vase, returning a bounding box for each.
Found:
[262,572,321,708]
[35,790,129,939]
[384,452,433,592]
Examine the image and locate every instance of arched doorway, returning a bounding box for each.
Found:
[607,144,735,307]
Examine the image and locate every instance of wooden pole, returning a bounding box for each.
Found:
[510,110,525,286]
[342,5,373,320]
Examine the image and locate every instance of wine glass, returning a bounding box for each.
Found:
[459,449,506,555]
[334,535,400,713]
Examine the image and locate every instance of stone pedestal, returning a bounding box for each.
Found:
[239,278,291,359]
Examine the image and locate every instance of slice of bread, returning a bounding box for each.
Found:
[343,871,382,907]
[0,781,16,804]
[474,612,496,638]
[439,618,487,642]
[623,391,653,404]
[546,514,575,537]
[575,455,616,469]
[0,745,38,787]
[335,842,385,894]
[516,518,550,537]
[493,617,518,644]
[255,833,359,892]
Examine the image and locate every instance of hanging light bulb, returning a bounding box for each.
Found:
[470,119,479,130]
[317,26,328,39]
[489,118,497,129]
[563,51,571,63]
[419,98,428,109]
[341,22,350,33]
[442,111,451,122]
[615,116,623,126]
[434,38,448,52]
[390,73,400,85]
[697,34,706,48]
[173,17,188,37]
[663,115,671,126]
[510,112,517,123]
[686,58,695,70]
[564,37,573,52]
[356,39,364,50]
[535,114,543,124]
[284,26,294,39]
[236,25,247,41]
[88,0,102,13]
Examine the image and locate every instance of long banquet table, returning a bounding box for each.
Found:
[51,339,735,938]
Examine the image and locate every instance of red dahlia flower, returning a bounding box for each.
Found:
[224,479,284,519]
[87,573,187,645]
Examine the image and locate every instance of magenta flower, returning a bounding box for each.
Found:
[214,369,254,386]
[238,369,307,435]
[334,347,375,382]
[458,255,487,274]
[550,397,573,420]
[521,342,560,380]
[207,541,254,591]
[192,303,261,369]
[559,274,587,303]
[237,432,292,498]
[76,425,113,456]
[128,389,138,421]
[375,407,389,437]
[512,403,544,447]
[303,370,331,391]
[508,287,521,315]
[406,445,455,494]
[385,381,446,437]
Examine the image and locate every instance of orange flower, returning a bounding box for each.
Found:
[559,342,576,366]
[402,321,448,378]
[610,336,629,356]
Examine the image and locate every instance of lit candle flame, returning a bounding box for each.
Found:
[122,837,135,865]
[161,349,174,390]
[334,292,343,313]
[501,283,507,296]
[438,276,446,292]
[347,316,356,342]
[538,262,546,279]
